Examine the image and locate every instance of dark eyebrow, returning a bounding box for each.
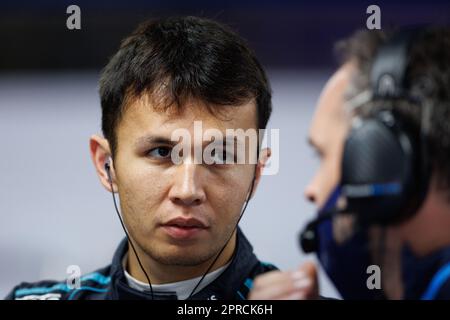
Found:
[135,135,177,148]
[135,133,245,149]
[201,135,243,147]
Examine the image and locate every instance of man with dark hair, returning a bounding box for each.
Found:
[6,16,276,300]
[330,27,450,300]
[250,27,450,300]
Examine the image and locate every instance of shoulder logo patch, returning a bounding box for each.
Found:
[16,293,62,300]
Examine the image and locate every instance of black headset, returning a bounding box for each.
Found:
[340,28,431,227]
[300,28,433,253]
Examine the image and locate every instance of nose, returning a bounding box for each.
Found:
[304,185,316,204]
[304,175,319,205]
[169,162,206,207]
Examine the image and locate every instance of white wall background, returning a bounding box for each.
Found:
[0,70,340,299]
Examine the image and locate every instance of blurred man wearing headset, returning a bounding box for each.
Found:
[250,26,450,300]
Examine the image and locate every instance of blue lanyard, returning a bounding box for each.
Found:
[421,261,450,300]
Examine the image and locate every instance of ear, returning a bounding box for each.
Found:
[89,134,117,192]
[249,147,271,199]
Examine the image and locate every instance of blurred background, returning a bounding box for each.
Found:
[1,0,449,299]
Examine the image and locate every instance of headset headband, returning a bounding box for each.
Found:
[371,29,420,99]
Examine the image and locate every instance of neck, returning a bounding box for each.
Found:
[399,187,450,257]
[126,232,236,284]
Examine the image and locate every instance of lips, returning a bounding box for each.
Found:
[161,217,209,240]
[165,217,207,228]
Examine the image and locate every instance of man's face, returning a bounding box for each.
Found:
[111,95,259,267]
[304,63,354,208]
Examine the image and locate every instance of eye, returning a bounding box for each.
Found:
[147,146,172,159]
[211,148,234,164]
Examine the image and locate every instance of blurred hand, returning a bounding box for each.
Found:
[249,261,319,300]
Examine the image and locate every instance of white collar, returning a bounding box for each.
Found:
[122,253,230,300]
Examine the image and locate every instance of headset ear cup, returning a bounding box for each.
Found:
[341,114,416,225]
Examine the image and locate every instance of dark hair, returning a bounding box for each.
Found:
[99,16,272,157]
[336,27,450,199]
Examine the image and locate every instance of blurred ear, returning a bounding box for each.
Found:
[89,134,117,192]
[249,147,271,199]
